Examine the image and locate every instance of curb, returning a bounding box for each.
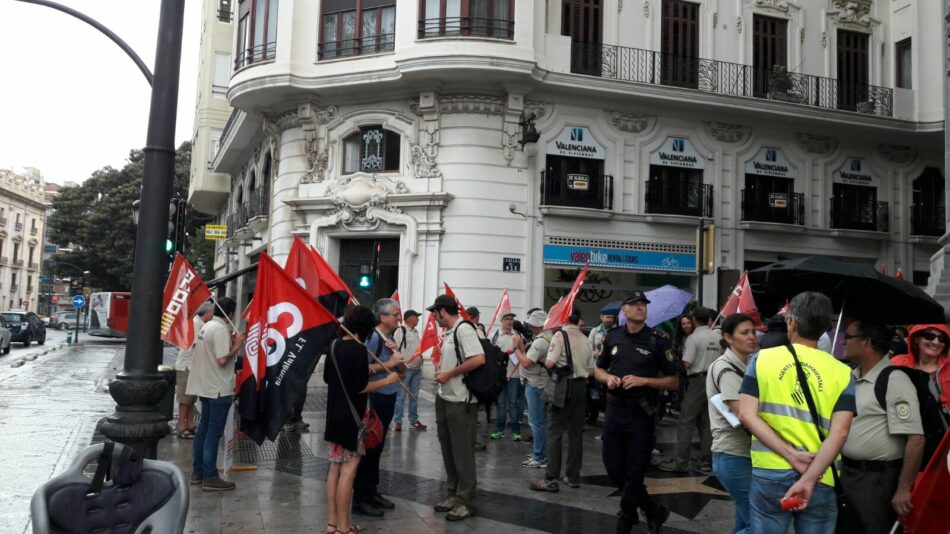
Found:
[9,342,71,368]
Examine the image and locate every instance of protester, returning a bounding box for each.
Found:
[393,309,426,432]
[588,307,617,358]
[186,296,244,491]
[175,300,214,439]
[891,326,909,356]
[706,313,756,534]
[324,305,401,534]
[587,308,617,423]
[531,312,595,491]
[491,311,525,441]
[841,320,924,534]
[352,298,406,517]
[596,290,677,534]
[738,291,856,533]
[758,314,790,350]
[466,305,490,451]
[669,314,695,412]
[892,324,950,412]
[660,307,720,473]
[514,310,553,468]
[430,294,486,521]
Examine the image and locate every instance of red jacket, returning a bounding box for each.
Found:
[891,323,950,407]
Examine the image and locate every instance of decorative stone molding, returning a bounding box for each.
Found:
[643,1,650,17]
[705,122,750,144]
[261,119,282,178]
[321,173,409,230]
[411,144,442,178]
[274,110,300,131]
[755,0,789,12]
[736,17,743,33]
[833,0,872,27]
[713,12,718,28]
[821,32,828,48]
[878,144,917,165]
[800,28,805,43]
[439,95,506,115]
[609,111,654,133]
[298,104,337,183]
[794,133,838,155]
[523,100,550,120]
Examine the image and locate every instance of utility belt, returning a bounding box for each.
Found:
[607,394,658,416]
[841,457,903,472]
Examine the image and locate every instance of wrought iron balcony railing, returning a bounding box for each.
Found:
[741,190,805,225]
[570,43,893,117]
[540,172,613,211]
[14,259,23,268]
[0,257,8,266]
[29,262,38,271]
[234,42,276,71]
[246,187,270,221]
[645,178,713,217]
[0,217,7,226]
[418,17,514,40]
[319,34,395,60]
[910,204,946,237]
[30,227,37,236]
[10,283,17,292]
[14,222,23,232]
[831,198,889,232]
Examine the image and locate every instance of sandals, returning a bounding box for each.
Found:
[177,429,195,439]
[328,523,363,533]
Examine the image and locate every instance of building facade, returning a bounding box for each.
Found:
[0,168,48,312]
[190,0,946,322]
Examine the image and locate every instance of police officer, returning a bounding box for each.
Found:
[595,291,679,534]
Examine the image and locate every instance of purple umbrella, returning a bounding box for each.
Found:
[618,285,694,328]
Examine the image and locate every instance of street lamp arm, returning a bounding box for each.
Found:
[15,0,153,86]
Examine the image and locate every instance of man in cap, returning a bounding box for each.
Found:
[467,306,487,340]
[514,309,554,468]
[393,309,427,431]
[490,311,525,441]
[429,295,486,521]
[596,291,678,534]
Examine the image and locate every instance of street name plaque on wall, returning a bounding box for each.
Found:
[503,258,521,272]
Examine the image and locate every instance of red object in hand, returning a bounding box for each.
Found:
[780,496,803,510]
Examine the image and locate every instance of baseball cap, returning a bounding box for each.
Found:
[403,309,420,320]
[524,309,547,327]
[622,290,651,305]
[501,311,516,318]
[427,295,458,313]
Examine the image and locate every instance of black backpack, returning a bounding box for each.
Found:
[453,321,508,405]
[874,366,950,470]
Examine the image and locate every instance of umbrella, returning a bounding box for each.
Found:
[644,285,694,328]
[747,256,944,325]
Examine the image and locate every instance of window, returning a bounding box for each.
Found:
[28,247,34,265]
[420,0,514,39]
[13,243,19,262]
[209,129,223,166]
[563,0,603,76]
[342,126,400,174]
[218,0,233,23]
[235,0,278,70]
[896,38,912,89]
[661,0,699,88]
[213,52,231,97]
[837,30,869,110]
[320,1,396,59]
[752,15,787,98]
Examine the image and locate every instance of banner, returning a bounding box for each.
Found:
[486,288,511,336]
[286,236,321,299]
[309,246,355,317]
[718,271,762,327]
[221,402,236,479]
[414,312,442,367]
[443,283,473,322]
[160,254,212,350]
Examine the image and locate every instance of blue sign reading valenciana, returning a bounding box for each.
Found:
[543,244,696,273]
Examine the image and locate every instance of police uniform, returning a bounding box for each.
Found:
[598,292,677,532]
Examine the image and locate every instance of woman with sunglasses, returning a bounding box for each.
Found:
[891,324,950,414]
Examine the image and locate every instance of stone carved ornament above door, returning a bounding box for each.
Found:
[324,173,409,231]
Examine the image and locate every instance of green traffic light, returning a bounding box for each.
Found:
[358,274,371,288]
[164,238,174,253]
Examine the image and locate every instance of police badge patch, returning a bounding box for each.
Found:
[895,401,911,421]
[611,346,619,356]
[665,349,674,362]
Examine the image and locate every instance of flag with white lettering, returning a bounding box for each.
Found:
[286,236,320,299]
[413,311,442,366]
[718,271,762,327]
[160,254,212,350]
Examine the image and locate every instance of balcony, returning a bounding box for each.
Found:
[645,178,713,218]
[234,42,276,71]
[910,205,945,237]
[14,259,23,268]
[10,283,17,292]
[26,286,32,294]
[741,190,805,226]
[831,198,889,232]
[540,172,613,211]
[418,17,514,40]
[14,222,22,232]
[0,257,7,266]
[0,217,6,226]
[318,34,395,60]
[569,43,893,117]
[30,227,37,236]
[29,262,38,271]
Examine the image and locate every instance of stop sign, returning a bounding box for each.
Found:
[51,295,60,303]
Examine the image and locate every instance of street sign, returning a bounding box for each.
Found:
[205,224,228,240]
[72,295,86,309]
[503,257,521,272]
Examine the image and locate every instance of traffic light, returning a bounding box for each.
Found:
[358,265,372,289]
[166,198,186,255]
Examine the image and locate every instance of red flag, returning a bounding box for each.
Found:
[285,236,320,299]
[561,266,589,322]
[391,290,400,304]
[443,282,472,322]
[777,300,790,317]
[896,267,905,281]
[902,430,950,533]
[543,297,567,330]
[160,254,212,350]
[486,288,512,335]
[414,312,442,366]
[308,245,354,317]
[880,264,887,275]
[719,272,762,327]
[237,253,340,444]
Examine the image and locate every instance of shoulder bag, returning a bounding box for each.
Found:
[329,340,384,454]
[542,330,575,409]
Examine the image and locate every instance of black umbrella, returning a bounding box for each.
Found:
[747,256,945,325]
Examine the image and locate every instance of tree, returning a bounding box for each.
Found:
[47,142,214,290]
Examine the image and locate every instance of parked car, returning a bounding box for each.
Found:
[54,311,87,330]
[0,317,11,355]
[2,311,47,346]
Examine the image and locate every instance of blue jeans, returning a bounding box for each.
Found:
[495,377,524,433]
[524,384,547,461]
[393,368,422,425]
[749,469,837,534]
[192,395,233,481]
[713,453,752,534]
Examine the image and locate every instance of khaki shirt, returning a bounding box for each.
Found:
[842,358,923,461]
[521,331,552,389]
[174,315,205,371]
[492,329,521,376]
[547,325,596,379]
[589,324,609,357]
[683,325,723,375]
[394,325,422,369]
[186,317,235,398]
[439,320,483,403]
[706,349,751,457]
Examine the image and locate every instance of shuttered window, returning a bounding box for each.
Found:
[661,0,699,88]
[752,15,787,97]
[563,0,602,75]
[837,30,869,110]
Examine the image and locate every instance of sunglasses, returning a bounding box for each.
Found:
[842,334,866,342]
[918,332,948,344]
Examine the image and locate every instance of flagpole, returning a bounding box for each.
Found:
[338,323,416,400]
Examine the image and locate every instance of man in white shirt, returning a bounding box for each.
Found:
[393,309,426,431]
[490,312,525,441]
[175,301,214,438]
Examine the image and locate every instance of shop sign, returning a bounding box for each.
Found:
[205,224,228,240]
[768,193,788,208]
[746,147,793,179]
[547,127,606,160]
[503,257,521,272]
[542,244,696,273]
[649,137,706,170]
[567,174,590,191]
[833,158,879,187]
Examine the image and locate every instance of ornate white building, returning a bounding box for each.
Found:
[0,168,48,311]
[189,0,946,320]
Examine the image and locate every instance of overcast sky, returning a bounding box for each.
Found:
[0,0,201,185]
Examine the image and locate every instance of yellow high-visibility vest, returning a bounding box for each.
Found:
[749,344,853,487]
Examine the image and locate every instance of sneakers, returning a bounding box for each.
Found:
[657,458,688,473]
[189,473,203,485]
[445,502,475,521]
[646,505,670,534]
[522,458,547,468]
[561,477,580,489]
[411,421,428,431]
[394,422,402,431]
[434,495,462,513]
[282,419,310,433]
[201,478,236,492]
[695,460,713,475]
[512,433,522,442]
[530,478,560,492]
[490,431,504,440]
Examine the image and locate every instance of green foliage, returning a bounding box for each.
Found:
[47,142,215,290]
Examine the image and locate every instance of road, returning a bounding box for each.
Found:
[0,329,128,534]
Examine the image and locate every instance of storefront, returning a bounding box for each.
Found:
[832,158,882,231]
[743,147,801,224]
[647,137,708,216]
[542,126,610,210]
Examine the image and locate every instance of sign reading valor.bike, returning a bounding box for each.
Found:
[543,244,696,273]
[547,127,606,160]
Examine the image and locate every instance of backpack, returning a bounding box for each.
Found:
[453,321,508,405]
[712,359,744,394]
[874,366,950,470]
[397,325,407,351]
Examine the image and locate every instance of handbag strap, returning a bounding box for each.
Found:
[559,330,574,374]
[785,343,843,492]
[330,339,364,429]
